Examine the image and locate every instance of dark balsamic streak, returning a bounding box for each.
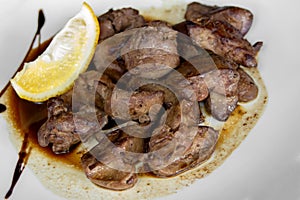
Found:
[3,10,45,200]
[0,9,45,99]
[0,103,6,113]
[4,133,32,200]
[37,10,45,53]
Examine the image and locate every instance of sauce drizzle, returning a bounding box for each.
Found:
[3,9,45,199]
[4,134,31,200]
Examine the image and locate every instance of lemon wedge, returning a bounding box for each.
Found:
[11,2,100,102]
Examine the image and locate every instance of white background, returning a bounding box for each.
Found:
[1,0,300,199]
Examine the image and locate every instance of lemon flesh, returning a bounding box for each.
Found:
[11,2,100,102]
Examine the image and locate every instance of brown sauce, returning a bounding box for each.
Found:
[216,105,246,148]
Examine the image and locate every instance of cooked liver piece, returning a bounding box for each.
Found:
[205,92,239,121]
[187,20,261,67]
[81,129,144,190]
[237,68,259,102]
[121,23,180,79]
[98,8,145,40]
[149,125,219,177]
[38,96,108,154]
[185,2,253,36]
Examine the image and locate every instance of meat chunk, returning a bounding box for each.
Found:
[74,71,165,124]
[187,20,261,67]
[128,90,164,122]
[185,2,253,36]
[162,99,201,131]
[46,95,69,117]
[98,8,145,40]
[172,51,238,79]
[106,88,164,123]
[138,84,180,130]
[148,125,219,177]
[186,75,209,101]
[121,24,180,79]
[185,1,218,19]
[72,70,114,112]
[38,111,80,154]
[165,64,240,122]
[81,129,144,190]
[173,20,262,68]
[205,92,239,121]
[138,83,202,130]
[165,70,209,102]
[237,68,258,102]
[175,60,202,77]
[38,71,113,154]
[93,58,127,84]
[38,97,108,154]
[81,152,138,191]
[204,69,240,96]
[208,50,239,70]
[146,20,172,28]
[204,68,240,121]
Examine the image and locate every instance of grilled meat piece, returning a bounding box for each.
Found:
[98,8,145,40]
[139,84,182,130]
[237,68,259,102]
[208,50,239,70]
[187,20,261,67]
[168,63,239,103]
[72,70,114,112]
[186,75,209,101]
[149,125,219,177]
[173,51,239,80]
[147,20,173,28]
[106,88,164,123]
[46,95,69,117]
[81,129,144,190]
[38,97,108,154]
[81,152,138,191]
[205,92,239,121]
[38,100,81,154]
[38,71,113,154]
[166,73,209,102]
[185,1,218,19]
[185,2,253,36]
[128,90,164,122]
[174,18,262,68]
[93,58,127,84]
[121,24,180,79]
[162,99,201,131]
[74,71,165,124]
[204,69,240,96]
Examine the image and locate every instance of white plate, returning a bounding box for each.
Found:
[1,0,300,200]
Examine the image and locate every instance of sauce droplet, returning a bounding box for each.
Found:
[0,103,6,113]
